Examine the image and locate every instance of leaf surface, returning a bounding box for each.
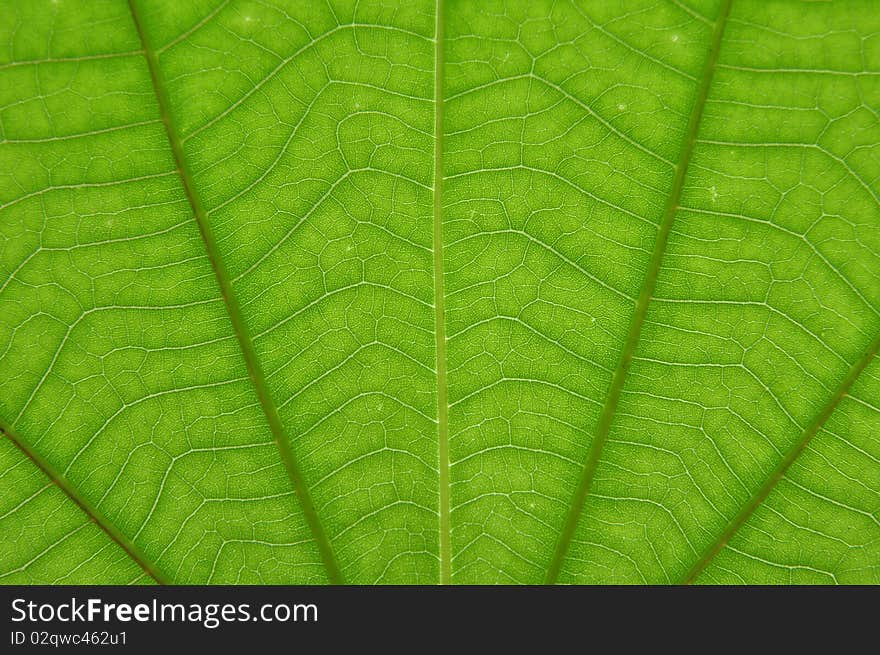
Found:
[1,0,878,584]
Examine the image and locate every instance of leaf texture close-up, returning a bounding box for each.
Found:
[1,0,879,585]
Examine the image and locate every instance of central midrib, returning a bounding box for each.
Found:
[544,0,734,584]
[434,0,452,586]
[127,0,343,584]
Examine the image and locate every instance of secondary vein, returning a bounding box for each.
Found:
[126,0,342,584]
[0,419,169,584]
[434,0,452,586]
[681,332,880,583]
[544,0,733,584]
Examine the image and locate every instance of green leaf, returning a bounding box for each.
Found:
[1,0,878,585]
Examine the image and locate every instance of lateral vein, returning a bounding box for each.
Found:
[434,0,452,586]
[681,332,880,583]
[544,0,733,584]
[0,420,169,584]
[126,0,342,583]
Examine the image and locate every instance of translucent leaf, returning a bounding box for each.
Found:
[1,0,878,584]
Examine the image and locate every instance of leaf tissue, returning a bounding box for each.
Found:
[1,0,878,585]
